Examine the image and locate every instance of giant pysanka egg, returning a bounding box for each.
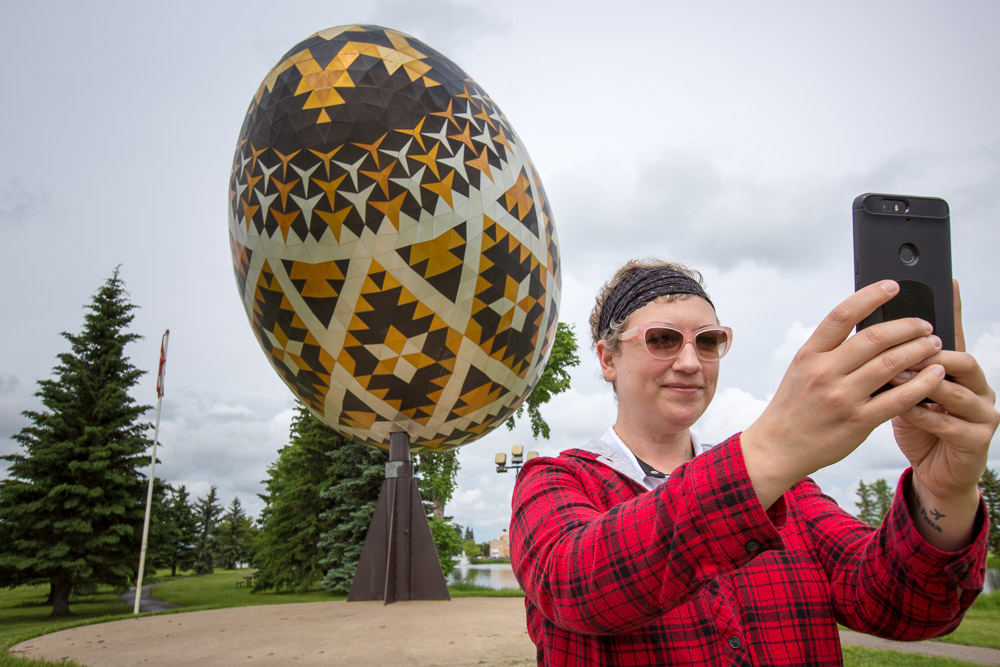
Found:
[228,25,560,452]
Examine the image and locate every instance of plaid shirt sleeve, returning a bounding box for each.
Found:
[511,434,785,635]
[511,433,989,664]
[802,467,988,640]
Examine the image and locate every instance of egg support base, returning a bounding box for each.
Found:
[347,431,451,603]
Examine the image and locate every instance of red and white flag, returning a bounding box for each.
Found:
[156,330,170,398]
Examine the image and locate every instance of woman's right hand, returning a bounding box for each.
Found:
[740,280,946,509]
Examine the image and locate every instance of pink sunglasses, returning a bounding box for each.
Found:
[617,323,733,361]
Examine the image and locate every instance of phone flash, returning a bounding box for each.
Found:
[878,198,907,214]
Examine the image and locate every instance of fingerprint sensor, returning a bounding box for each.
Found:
[899,243,919,266]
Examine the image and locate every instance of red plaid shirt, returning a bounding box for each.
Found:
[510,433,988,666]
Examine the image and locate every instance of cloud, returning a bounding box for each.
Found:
[0,179,48,229]
[369,0,511,55]
[150,389,296,518]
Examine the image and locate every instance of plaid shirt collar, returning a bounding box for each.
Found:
[571,427,713,491]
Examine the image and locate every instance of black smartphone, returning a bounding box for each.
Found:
[853,193,955,351]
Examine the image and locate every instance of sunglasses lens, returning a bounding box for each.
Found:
[695,330,729,358]
[643,327,684,358]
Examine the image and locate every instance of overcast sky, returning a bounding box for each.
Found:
[2,0,998,544]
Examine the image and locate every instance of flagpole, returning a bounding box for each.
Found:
[134,329,169,615]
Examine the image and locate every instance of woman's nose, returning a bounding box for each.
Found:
[672,341,702,372]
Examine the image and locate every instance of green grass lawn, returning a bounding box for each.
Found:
[3,570,998,667]
[932,590,1000,650]
[0,582,132,667]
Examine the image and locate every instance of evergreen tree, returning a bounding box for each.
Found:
[146,478,177,572]
[506,322,581,439]
[216,497,253,569]
[463,526,474,542]
[318,433,387,594]
[855,478,893,528]
[870,478,894,526]
[166,485,198,576]
[854,480,877,528]
[979,468,1000,559]
[193,486,223,574]
[0,268,151,616]
[254,405,339,592]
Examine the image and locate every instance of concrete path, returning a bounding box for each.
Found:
[840,629,1000,666]
[9,598,1000,666]
[9,599,537,666]
[118,583,182,613]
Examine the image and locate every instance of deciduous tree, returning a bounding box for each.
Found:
[417,450,460,520]
[506,322,580,439]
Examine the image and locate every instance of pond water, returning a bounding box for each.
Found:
[985,568,999,594]
[449,562,521,590]
[448,564,1000,594]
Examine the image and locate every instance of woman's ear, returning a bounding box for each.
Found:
[597,339,617,382]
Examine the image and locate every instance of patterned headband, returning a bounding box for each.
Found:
[597,267,714,339]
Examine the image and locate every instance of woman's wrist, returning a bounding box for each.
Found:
[739,427,802,510]
[906,477,981,552]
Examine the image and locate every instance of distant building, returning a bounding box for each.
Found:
[489,528,510,558]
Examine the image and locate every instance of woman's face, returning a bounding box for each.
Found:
[598,296,721,436]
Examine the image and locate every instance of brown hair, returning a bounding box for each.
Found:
[589,259,709,355]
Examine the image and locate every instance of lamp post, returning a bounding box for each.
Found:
[495,444,538,475]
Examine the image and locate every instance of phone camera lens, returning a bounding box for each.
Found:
[879,198,907,214]
[899,243,919,266]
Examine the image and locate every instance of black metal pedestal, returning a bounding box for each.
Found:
[347,431,450,603]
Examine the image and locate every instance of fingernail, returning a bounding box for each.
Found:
[922,320,933,333]
[894,370,914,382]
[931,365,946,378]
[880,280,899,294]
[930,335,942,349]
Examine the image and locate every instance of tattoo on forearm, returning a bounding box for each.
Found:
[916,494,945,533]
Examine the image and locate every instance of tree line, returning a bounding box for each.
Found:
[0,269,581,614]
[855,472,1000,560]
[0,270,255,614]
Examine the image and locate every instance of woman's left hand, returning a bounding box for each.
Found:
[891,281,999,550]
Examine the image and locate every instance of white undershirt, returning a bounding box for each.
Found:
[599,426,713,490]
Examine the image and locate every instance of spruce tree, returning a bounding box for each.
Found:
[254,405,339,591]
[0,268,151,616]
[870,478,894,527]
[318,430,387,594]
[854,480,877,527]
[147,478,177,572]
[216,497,253,569]
[979,468,1000,559]
[166,484,198,576]
[192,486,223,574]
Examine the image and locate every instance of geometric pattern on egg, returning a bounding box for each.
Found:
[228,25,560,452]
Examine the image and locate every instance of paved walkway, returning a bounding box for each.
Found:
[9,598,1000,666]
[118,583,182,613]
[840,630,1000,665]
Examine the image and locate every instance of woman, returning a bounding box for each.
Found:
[510,259,998,666]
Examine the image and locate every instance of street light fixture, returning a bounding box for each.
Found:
[495,445,538,474]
